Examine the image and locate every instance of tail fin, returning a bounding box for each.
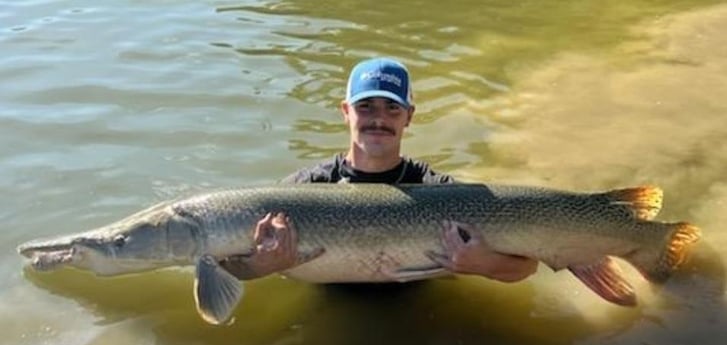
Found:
[625,222,701,283]
[605,185,663,220]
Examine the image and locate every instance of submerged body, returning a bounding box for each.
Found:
[17,183,700,325]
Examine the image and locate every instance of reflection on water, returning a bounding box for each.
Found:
[17,268,612,345]
[217,0,725,166]
[3,0,727,344]
[23,240,726,345]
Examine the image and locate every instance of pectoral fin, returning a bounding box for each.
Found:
[194,254,244,325]
[568,257,636,306]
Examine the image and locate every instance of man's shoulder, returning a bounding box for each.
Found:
[402,157,456,184]
[280,155,341,183]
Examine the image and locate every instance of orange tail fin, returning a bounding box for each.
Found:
[626,222,701,283]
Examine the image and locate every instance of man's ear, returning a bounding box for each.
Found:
[405,105,415,127]
[340,100,351,124]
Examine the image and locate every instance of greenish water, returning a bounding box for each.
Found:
[2,1,727,344]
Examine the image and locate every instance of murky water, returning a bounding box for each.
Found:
[2,1,727,344]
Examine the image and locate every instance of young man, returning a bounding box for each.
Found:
[220,58,537,283]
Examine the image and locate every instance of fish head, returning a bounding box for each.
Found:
[18,202,198,276]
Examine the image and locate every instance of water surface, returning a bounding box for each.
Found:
[2,1,727,344]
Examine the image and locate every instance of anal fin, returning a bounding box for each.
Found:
[568,257,636,306]
[194,254,244,325]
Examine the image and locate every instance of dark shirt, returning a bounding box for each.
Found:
[281,153,455,184]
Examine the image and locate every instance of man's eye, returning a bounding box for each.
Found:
[356,103,371,111]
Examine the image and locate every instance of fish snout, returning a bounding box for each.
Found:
[17,238,83,271]
[17,243,35,259]
[17,238,73,258]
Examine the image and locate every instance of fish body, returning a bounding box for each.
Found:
[17,183,700,325]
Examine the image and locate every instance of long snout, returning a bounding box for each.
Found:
[17,231,98,271]
[18,236,71,258]
[18,200,194,275]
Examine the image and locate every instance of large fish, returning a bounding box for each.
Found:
[17,183,700,325]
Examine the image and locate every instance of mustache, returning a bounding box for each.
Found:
[360,125,396,135]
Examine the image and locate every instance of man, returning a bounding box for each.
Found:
[221,57,537,283]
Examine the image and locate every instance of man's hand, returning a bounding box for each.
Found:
[426,220,538,283]
[219,212,324,280]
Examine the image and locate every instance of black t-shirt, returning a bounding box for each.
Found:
[281,154,456,184]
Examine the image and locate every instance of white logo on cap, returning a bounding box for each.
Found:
[360,71,402,87]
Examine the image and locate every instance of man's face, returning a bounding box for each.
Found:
[341,97,414,157]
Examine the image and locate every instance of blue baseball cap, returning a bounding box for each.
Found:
[346,57,413,108]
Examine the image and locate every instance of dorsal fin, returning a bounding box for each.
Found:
[605,185,663,220]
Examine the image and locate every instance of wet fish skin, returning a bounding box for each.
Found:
[16,183,701,325]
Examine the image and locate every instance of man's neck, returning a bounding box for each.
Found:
[344,149,402,173]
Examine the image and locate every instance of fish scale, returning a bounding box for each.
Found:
[161,184,666,281]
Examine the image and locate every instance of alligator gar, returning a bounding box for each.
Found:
[17,183,700,325]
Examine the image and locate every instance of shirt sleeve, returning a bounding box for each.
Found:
[422,168,457,184]
[408,158,457,184]
[279,169,312,184]
[279,156,339,184]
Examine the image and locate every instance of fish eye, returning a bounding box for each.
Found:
[113,235,126,248]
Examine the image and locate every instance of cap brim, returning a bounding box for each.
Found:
[347,90,410,108]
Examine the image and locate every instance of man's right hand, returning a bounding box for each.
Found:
[219,212,324,280]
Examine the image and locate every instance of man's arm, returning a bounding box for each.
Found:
[219,212,324,280]
[427,220,538,283]
[414,160,538,282]
[223,159,338,279]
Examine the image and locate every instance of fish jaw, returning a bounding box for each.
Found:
[17,231,163,276]
[18,231,93,272]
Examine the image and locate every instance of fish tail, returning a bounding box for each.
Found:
[605,185,663,220]
[625,222,701,283]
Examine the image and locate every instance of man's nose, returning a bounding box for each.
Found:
[370,110,386,125]
[369,104,387,118]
